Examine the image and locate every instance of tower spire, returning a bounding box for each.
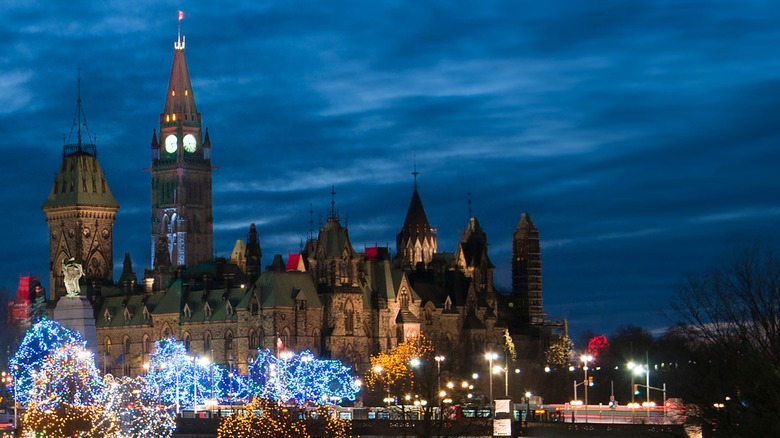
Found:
[412,154,419,190]
[76,66,82,149]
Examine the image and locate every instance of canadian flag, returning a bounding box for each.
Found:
[178,10,184,21]
[276,337,284,351]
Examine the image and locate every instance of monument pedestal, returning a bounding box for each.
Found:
[53,296,97,352]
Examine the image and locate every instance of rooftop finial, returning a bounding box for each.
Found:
[65,66,96,156]
[308,203,314,241]
[76,65,82,150]
[329,185,337,220]
[412,153,419,190]
[175,10,186,50]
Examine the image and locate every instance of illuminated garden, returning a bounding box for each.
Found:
[7,319,361,437]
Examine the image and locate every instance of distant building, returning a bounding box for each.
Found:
[38,30,563,385]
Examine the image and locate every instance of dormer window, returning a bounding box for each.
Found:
[123,307,132,321]
[143,306,151,322]
[183,303,192,319]
[249,297,259,316]
[204,302,213,318]
[444,296,453,311]
[226,302,234,316]
[104,308,112,323]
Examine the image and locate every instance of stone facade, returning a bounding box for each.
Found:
[44,34,563,388]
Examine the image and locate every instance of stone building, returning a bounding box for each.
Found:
[41,30,563,384]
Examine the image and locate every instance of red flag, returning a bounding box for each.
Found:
[178,10,184,21]
[276,337,284,351]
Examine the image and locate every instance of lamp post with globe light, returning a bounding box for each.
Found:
[485,352,499,410]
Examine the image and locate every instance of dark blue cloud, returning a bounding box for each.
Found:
[1,0,779,343]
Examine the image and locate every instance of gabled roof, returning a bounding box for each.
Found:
[312,218,355,259]
[362,259,418,306]
[457,217,494,269]
[254,271,322,308]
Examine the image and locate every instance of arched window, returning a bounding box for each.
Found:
[248,329,257,350]
[183,332,191,351]
[344,300,355,336]
[204,331,212,354]
[142,334,151,362]
[225,331,234,362]
[123,336,131,354]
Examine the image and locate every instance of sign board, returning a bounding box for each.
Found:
[493,418,512,437]
[495,399,512,414]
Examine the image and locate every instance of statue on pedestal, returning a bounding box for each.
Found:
[61,257,84,298]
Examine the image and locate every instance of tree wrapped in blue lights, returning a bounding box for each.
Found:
[248,349,360,405]
[9,317,84,404]
[103,374,176,438]
[22,342,119,437]
[145,338,213,409]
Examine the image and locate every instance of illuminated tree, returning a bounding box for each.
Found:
[248,349,360,405]
[103,374,176,438]
[216,397,352,438]
[544,335,573,368]
[365,335,434,399]
[21,342,118,437]
[9,318,84,404]
[586,335,609,359]
[145,338,211,409]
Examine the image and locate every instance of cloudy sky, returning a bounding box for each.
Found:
[1,1,778,342]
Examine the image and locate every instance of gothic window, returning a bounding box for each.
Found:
[161,324,172,339]
[142,334,151,362]
[225,331,234,362]
[104,308,112,323]
[183,332,191,351]
[104,337,112,358]
[204,331,212,354]
[339,262,349,284]
[399,288,410,309]
[204,302,213,318]
[183,304,192,319]
[248,329,257,350]
[123,336,131,355]
[444,296,453,311]
[344,301,355,336]
[425,308,433,325]
[281,327,291,348]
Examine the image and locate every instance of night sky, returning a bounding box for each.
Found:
[2,1,778,342]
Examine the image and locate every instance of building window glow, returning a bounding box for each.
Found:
[171,90,175,96]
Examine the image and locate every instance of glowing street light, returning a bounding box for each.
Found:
[485,352,499,408]
[580,354,593,423]
[435,355,445,391]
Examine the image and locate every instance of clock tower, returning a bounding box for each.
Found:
[151,28,213,268]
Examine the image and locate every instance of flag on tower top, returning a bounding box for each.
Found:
[178,10,184,21]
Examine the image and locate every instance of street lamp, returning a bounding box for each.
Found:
[493,365,508,398]
[525,391,532,424]
[435,355,445,391]
[485,352,499,409]
[580,354,593,423]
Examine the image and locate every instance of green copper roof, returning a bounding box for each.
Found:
[42,151,119,209]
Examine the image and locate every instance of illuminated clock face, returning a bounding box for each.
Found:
[165,134,178,153]
[183,134,197,153]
